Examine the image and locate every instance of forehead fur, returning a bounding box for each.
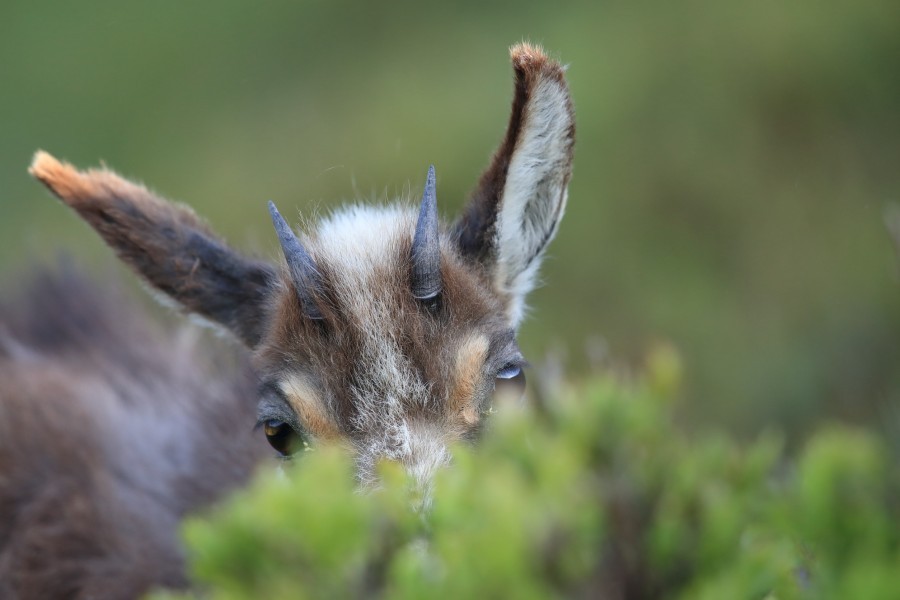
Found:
[311,204,416,293]
[290,201,507,340]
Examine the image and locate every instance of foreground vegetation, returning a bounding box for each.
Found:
[152,351,899,599]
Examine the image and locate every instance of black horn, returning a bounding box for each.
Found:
[268,201,324,320]
[411,165,441,300]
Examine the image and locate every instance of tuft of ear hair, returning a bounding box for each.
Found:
[454,43,575,325]
[29,151,276,347]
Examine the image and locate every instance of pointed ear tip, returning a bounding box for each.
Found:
[510,41,546,62]
[28,150,92,203]
[509,42,565,79]
[28,150,65,181]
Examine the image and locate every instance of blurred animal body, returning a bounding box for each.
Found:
[0,43,574,598]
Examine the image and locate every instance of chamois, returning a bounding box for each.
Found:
[0,43,574,598]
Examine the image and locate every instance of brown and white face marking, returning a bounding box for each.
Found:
[29,43,574,489]
[256,204,526,486]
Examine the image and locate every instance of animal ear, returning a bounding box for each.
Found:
[453,43,575,324]
[29,151,276,347]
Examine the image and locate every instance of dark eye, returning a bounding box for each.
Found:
[497,364,521,379]
[263,419,305,456]
[494,364,526,400]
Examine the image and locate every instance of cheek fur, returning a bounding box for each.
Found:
[279,376,341,440]
[448,334,490,426]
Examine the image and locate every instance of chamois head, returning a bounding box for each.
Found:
[29,43,574,487]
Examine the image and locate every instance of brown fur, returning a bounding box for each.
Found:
[281,375,342,439]
[448,335,490,426]
[29,152,276,347]
[0,267,268,599]
[3,43,575,596]
[255,237,508,442]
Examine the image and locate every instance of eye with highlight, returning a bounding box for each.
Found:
[496,363,522,379]
[262,419,308,457]
[493,362,526,400]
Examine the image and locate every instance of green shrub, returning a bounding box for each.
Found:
[153,354,900,599]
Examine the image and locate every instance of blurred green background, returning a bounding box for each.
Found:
[1,0,898,436]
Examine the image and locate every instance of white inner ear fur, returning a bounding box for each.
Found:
[494,76,573,325]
